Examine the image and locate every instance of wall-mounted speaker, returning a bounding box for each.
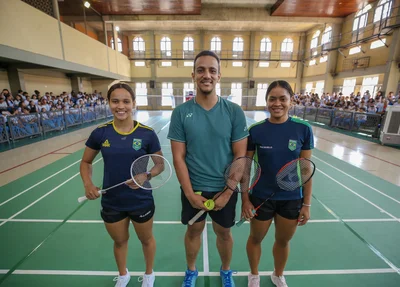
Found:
[150,80,155,89]
[249,80,255,89]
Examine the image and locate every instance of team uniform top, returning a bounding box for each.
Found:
[168,96,249,192]
[248,117,314,200]
[86,120,161,211]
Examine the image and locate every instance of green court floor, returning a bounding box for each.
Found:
[0,112,399,286]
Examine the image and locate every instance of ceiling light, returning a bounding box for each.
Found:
[84,1,90,8]
[116,26,120,31]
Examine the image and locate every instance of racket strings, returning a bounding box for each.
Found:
[224,157,261,192]
[130,154,172,190]
[276,159,315,191]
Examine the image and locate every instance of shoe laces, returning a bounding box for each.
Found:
[138,274,153,286]
[113,276,128,287]
[221,270,236,286]
[183,271,197,287]
[275,274,287,287]
[249,275,260,284]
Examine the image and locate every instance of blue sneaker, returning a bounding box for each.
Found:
[220,268,236,287]
[182,268,198,287]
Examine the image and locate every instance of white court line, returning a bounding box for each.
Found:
[1,218,399,224]
[0,158,103,228]
[316,169,400,223]
[160,121,170,132]
[0,268,396,276]
[313,155,400,205]
[0,159,81,207]
[202,220,210,275]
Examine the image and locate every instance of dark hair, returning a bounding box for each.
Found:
[193,50,220,72]
[107,83,135,101]
[265,80,294,100]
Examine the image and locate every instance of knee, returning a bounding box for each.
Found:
[114,237,129,248]
[216,230,232,242]
[248,234,263,245]
[186,227,203,239]
[275,238,290,248]
[139,234,154,246]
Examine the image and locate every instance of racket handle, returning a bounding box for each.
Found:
[236,209,256,227]
[77,190,104,203]
[188,210,206,225]
[235,218,247,227]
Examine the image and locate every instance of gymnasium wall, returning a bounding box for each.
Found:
[0,0,131,81]
[23,73,72,95]
[0,71,10,91]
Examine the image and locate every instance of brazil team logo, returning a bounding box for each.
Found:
[132,138,142,151]
[288,139,297,151]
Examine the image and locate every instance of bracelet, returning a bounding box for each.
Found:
[302,203,311,207]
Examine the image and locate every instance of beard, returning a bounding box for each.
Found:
[199,88,213,95]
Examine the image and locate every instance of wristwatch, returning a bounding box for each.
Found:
[146,171,152,181]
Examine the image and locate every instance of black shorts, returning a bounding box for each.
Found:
[249,194,303,221]
[100,204,155,224]
[181,188,238,228]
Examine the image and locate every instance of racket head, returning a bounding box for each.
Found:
[276,158,315,191]
[224,156,261,192]
[130,154,172,190]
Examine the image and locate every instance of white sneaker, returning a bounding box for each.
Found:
[113,268,131,287]
[248,273,260,287]
[138,271,155,287]
[271,271,288,287]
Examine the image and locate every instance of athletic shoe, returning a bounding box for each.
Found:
[182,268,198,287]
[248,273,260,287]
[113,268,131,287]
[271,271,288,287]
[138,270,155,287]
[220,268,236,287]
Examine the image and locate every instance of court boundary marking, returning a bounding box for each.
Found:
[316,169,400,223]
[313,155,400,205]
[0,159,81,207]
[0,268,397,276]
[1,219,399,224]
[0,158,103,228]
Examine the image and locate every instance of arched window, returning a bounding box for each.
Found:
[183,37,194,51]
[183,37,194,58]
[310,31,320,56]
[133,37,145,52]
[233,37,244,58]
[211,37,222,54]
[321,26,332,46]
[374,0,392,23]
[260,37,272,60]
[353,5,372,31]
[310,31,320,49]
[161,37,172,57]
[281,38,293,61]
[281,38,293,52]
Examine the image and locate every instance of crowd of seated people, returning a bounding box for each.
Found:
[290,90,400,131]
[0,88,107,141]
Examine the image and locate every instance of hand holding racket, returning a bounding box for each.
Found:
[236,157,315,227]
[188,156,261,225]
[78,154,172,203]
